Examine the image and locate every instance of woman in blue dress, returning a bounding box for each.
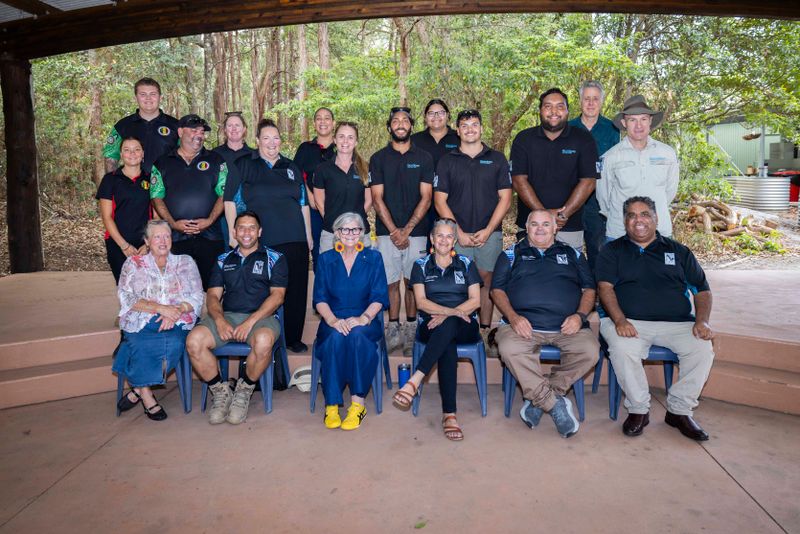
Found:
[313,212,389,430]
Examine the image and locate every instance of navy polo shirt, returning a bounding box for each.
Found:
[214,143,254,202]
[568,115,620,158]
[433,143,512,233]
[312,159,370,234]
[410,254,482,320]
[233,153,307,247]
[411,127,461,167]
[491,239,595,331]
[209,247,289,314]
[595,234,710,323]
[102,110,179,172]
[368,144,434,237]
[294,138,336,185]
[95,167,152,244]
[150,147,226,242]
[510,124,600,232]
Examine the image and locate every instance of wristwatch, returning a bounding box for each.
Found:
[576,312,588,323]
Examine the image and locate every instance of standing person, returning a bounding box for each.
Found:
[598,95,679,240]
[510,87,600,251]
[114,220,204,421]
[370,106,434,355]
[150,114,227,290]
[103,77,178,174]
[215,111,254,247]
[411,99,461,168]
[313,213,389,431]
[226,118,312,355]
[312,122,372,254]
[433,109,512,352]
[392,218,481,441]
[596,197,714,441]
[295,107,336,270]
[568,81,620,269]
[186,211,287,425]
[96,137,151,283]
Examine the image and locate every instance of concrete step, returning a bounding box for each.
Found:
[0,330,120,371]
[712,333,800,374]
[701,360,800,415]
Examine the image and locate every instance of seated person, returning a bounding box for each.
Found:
[186,211,287,425]
[391,217,481,441]
[313,212,389,431]
[114,220,204,421]
[596,196,715,441]
[491,209,599,438]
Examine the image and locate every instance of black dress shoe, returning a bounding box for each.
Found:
[116,389,141,412]
[143,402,168,421]
[665,411,709,441]
[289,341,308,353]
[622,412,650,436]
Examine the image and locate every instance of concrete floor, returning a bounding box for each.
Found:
[2,383,798,533]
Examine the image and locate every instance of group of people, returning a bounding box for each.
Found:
[100,77,714,442]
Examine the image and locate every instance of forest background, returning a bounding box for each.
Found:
[1,13,799,271]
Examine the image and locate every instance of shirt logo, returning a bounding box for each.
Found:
[253,260,264,275]
[664,253,675,265]
[150,175,159,185]
[445,144,458,149]
[287,169,295,181]
[454,271,465,284]
[353,174,361,181]
[596,160,603,173]
[650,156,668,164]
[561,149,577,155]
[424,275,439,282]
[197,161,210,171]
[556,254,569,265]
[367,172,373,184]
[479,160,493,165]
[433,175,439,188]
[106,135,115,145]
[141,180,150,190]
[407,163,421,169]
[158,126,171,136]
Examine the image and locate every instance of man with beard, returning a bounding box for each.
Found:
[370,107,435,354]
[510,88,600,251]
[150,114,227,289]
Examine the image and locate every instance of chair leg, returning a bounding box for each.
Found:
[476,344,488,417]
[411,341,423,417]
[373,346,384,414]
[574,378,585,422]
[383,342,392,389]
[262,359,274,414]
[116,373,125,416]
[591,355,604,394]
[503,368,517,418]
[310,345,320,413]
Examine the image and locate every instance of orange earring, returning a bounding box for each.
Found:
[355,241,364,252]
[450,250,456,257]
[334,242,345,253]
[430,247,435,254]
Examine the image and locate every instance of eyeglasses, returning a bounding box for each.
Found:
[426,110,447,118]
[337,227,364,235]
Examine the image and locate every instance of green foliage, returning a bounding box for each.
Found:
[675,133,736,202]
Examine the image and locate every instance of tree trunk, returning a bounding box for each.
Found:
[297,24,309,139]
[212,32,228,127]
[86,49,105,185]
[318,22,330,71]
[393,18,410,107]
[202,33,214,119]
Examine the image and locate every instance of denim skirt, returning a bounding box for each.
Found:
[112,317,188,388]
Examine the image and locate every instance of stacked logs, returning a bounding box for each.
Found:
[681,196,779,241]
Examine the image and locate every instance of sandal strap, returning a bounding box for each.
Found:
[144,402,162,414]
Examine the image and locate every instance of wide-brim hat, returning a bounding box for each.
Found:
[613,95,663,131]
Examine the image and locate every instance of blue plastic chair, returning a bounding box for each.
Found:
[309,313,387,414]
[606,343,678,420]
[197,306,290,414]
[116,337,192,415]
[410,328,488,417]
[502,345,586,421]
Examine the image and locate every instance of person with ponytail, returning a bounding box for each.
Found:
[312,122,372,253]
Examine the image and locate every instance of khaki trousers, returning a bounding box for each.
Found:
[496,325,599,412]
[600,318,714,416]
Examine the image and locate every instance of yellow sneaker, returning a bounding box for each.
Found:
[341,402,367,430]
[325,405,341,429]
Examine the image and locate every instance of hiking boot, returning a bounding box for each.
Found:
[402,322,416,357]
[208,381,232,425]
[549,396,580,438]
[386,322,402,352]
[341,401,367,430]
[519,399,544,429]
[324,405,342,429]
[226,378,256,425]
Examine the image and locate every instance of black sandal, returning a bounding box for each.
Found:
[117,389,141,413]
[142,399,168,421]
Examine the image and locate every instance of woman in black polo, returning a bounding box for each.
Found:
[96,136,151,283]
[410,99,461,168]
[215,112,254,247]
[312,121,372,253]
[229,118,312,353]
[392,218,481,441]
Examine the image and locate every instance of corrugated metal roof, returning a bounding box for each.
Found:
[42,0,113,11]
[0,4,32,23]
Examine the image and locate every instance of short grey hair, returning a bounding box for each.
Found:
[579,80,605,101]
[430,217,458,237]
[622,196,657,217]
[332,212,371,248]
[143,219,171,240]
[526,208,557,225]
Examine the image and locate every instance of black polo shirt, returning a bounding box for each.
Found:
[234,153,307,247]
[150,148,227,242]
[209,247,289,314]
[433,143,512,233]
[102,110,179,172]
[312,159,370,234]
[95,167,152,244]
[595,234,710,323]
[411,127,461,167]
[492,239,595,331]
[410,254,482,320]
[368,143,434,237]
[213,143,253,202]
[509,124,600,232]
[294,138,336,186]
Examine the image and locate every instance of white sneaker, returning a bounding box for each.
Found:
[226,378,256,424]
[208,381,232,425]
[385,322,402,352]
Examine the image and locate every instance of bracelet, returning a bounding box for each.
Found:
[576,312,588,322]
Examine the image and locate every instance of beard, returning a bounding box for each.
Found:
[541,116,567,133]
[390,128,411,143]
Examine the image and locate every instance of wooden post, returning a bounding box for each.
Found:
[1,55,44,273]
